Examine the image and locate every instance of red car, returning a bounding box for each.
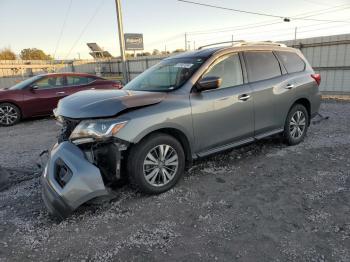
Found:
[0,73,122,126]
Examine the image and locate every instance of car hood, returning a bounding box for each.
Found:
[0,88,19,98]
[0,88,12,94]
[55,89,166,119]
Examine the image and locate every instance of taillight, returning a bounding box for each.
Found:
[311,74,321,86]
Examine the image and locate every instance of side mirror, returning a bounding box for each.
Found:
[197,76,222,91]
[30,85,39,91]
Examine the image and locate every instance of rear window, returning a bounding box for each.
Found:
[276,51,305,74]
[244,51,282,82]
[66,76,95,86]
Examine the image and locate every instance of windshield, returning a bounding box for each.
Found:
[9,75,42,90]
[124,57,206,92]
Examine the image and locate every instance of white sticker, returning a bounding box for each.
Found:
[174,63,193,68]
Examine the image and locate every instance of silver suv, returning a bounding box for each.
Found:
[42,42,321,219]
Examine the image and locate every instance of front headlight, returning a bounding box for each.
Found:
[69,119,127,141]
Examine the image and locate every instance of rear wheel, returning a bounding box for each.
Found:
[127,133,185,194]
[283,104,309,145]
[0,103,21,126]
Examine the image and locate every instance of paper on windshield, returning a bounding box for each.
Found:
[174,63,194,68]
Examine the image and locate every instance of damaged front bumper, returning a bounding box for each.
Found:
[41,141,110,219]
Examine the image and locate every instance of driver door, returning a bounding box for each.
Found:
[23,75,68,115]
[190,53,254,155]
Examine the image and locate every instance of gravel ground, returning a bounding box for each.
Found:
[0,101,349,262]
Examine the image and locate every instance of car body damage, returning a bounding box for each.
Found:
[42,142,109,219]
[42,90,166,219]
[54,89,166,119]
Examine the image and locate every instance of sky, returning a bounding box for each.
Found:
[0,0,350,59]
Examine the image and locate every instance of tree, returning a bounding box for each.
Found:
[161,51,170,55]
[125,52,134,58]
[137,52,151,57]
[0,48,16,60]
[20,48,52,60]
[172,48,185,53]
[152,49,160,56]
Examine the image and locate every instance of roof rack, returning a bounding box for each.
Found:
[198,41,287,50]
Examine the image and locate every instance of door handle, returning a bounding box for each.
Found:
[56,91,65,95]
[238,94,250,101]
[285,84,294,89]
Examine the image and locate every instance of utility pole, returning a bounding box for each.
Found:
[115,0,128,84]
[294,27,297,42]
[185,33,187,50]
[193,41,196,50]
[231,35,234,46]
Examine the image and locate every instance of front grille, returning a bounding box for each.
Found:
[57,117,80,143]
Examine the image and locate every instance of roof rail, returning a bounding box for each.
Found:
[198,40,287,50]
[198,41,245,50]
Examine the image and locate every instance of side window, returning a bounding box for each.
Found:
[202,53,243,89]
[34,76,66,89]
[66,76,92,86]
[244,51,282,82]
[276,51,305,74]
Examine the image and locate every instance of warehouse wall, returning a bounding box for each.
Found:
[283,33,350,94]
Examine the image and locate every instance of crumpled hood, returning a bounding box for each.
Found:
[55,89,166,119]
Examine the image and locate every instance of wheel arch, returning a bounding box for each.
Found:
[131,127,193,167]
[0,101,23,117]
[290,97,311,125]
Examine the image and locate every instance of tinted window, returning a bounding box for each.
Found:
[203,53,243,88]
[34,76,67,89]
[276,51,305,74]
[66,76,94,86]
[244,51,281,82]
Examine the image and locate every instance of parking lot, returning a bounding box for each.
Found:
[0,100,349,261]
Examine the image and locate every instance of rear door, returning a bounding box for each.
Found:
[65,76,97,94]
[243,51,294,137]
[190,53,254,154]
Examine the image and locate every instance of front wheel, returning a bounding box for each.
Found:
[283,104,309,145]
[0,103,21,126]
[127,133,185,194]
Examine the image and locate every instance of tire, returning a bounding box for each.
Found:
[283,104,309,146]
[127,133,185,194]
[0,103,21,126]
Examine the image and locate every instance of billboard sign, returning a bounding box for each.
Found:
[124,33,144,50]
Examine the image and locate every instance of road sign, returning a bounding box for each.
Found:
[124,34,144,50]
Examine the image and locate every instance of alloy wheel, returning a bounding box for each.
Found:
[289,110,306,139]
[143,144,179,187]
[0,105,18,126]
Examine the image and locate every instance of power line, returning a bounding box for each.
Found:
[191,20,349,42]
[186,4,350,35]
[64,0,106,59]
[178,0,285,19]
[145,3,350,50]
[299,0,345,7]
[53,0,73,59]
[178,0,350,24]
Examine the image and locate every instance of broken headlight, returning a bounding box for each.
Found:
[69,119,127,142]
